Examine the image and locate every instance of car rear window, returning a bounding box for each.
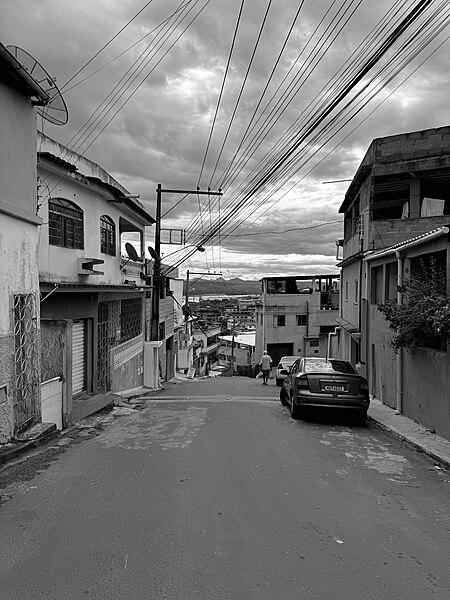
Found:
[304,359,356,374]
[280,360,295,367]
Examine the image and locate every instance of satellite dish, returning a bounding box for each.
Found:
[125,242,139,262]
[6,45,68,125]
[148,246,160,261]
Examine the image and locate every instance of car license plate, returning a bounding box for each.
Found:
[324,385,345,392]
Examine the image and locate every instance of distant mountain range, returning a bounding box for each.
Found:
[185,277,262,296]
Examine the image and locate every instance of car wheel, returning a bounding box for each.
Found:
[290,397,301,420]
[280,388,288,406]
[354,411,367,426]
[276,379,282,386]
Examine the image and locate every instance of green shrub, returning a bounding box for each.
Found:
[377,257,449,352]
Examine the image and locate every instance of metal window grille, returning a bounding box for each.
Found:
[13,293,40,432]
[97,300,121,393]
[49,198,84,249]
[100,215,116,255]
[120,298,142,343]
[41,327,64,382]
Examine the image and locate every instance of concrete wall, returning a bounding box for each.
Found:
[370,216,450,251]
[0,337,14,443]
[366,241,450,442]
[0,87,37,219]
[402,348,450,441]
[372,126,450,164]
[340,260,361,329]
[0,85,41,442]
[369,302,450,441]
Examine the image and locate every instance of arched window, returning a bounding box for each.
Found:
[100,215,116,256]
[49,198,84,249]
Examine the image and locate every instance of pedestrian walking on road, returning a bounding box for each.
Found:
[259,350,272,385]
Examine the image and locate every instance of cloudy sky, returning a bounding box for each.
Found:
[2,0,450,282]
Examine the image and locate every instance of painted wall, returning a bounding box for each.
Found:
[0,87,37,217]
[340,260,361,329]
[255,292,339,361]
[0,85,41,442]
[37,168,145,284]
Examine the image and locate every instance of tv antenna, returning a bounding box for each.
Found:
[7,45,68,125]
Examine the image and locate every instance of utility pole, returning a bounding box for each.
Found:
[150,184,162,341]
[149,185,222,342]
[230,317,236,377]
[184,269,190,322]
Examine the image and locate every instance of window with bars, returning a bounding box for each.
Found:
[100,215,116,255]
[120,298,142,342]
[49,198,84,249]
[296,314,307,326]
[13,293,40,431]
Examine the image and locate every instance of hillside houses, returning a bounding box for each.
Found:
[331,126,450,442]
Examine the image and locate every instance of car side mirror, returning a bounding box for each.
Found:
[280,369,289,375]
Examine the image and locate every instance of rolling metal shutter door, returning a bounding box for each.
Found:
[72,321,86,395]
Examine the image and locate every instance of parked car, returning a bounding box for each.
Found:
[275,356,298,386]
[279,357,370,424]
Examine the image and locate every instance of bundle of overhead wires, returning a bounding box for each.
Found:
[175,0,450,276]
[35,0,450,278]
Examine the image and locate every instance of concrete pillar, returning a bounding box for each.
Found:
[409,178,421,218]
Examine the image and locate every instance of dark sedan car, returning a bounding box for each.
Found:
[279,357,370,424]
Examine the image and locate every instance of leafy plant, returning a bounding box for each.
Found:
[377,257,450,352]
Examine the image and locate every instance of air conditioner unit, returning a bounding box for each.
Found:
[77,257,104,275]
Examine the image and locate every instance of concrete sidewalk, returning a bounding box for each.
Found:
[368,397,450,468]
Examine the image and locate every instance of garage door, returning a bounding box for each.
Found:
[72,321,86,396]
[267,343,294,366]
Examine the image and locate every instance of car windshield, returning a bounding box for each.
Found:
[303,359,356,374]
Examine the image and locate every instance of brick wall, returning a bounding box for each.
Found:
[374,126,450,164]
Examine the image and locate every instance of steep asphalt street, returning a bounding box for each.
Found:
[0,376,449,599]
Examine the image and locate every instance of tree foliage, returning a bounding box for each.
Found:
[377,257,450,353]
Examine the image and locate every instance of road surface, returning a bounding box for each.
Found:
[0,377,449,599]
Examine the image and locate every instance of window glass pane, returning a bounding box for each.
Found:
[100,216,116,255]
[49,198,83,249]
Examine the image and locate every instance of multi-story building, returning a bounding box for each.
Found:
[37,133,155,427]
[334,126,450,371]
[255,275,340,367]
[192,323,222,376]
[191,296,258,332]
[219,332,255,375]
[333,125,450,441]
[0,43,50,441]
